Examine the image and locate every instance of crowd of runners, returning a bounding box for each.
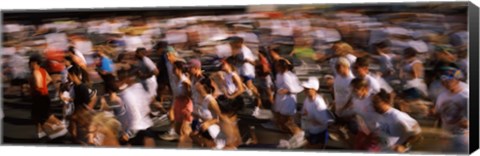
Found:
[2,5,469,153]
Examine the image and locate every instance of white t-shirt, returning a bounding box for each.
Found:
[274,71,304,116]
[175,74,189,98]
[239,45,257,78]
[365,74,381,94]
[74,50,88,65]
[373,74,393,93]
[120,83,153,131]
[377,108,421,148]
[302,95,333,134]
[435,87,469,135]
[216,44,257,78]
[124,35,145,52]
[429,80,468,103]
[223,72,239,96]
[333,73,355,116]
[74,40,93,55]
[196,95,216,121]
[141,56,157,72]
[352,94,381,134]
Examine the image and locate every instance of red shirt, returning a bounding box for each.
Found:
[44,49,65,73]
[31,67,49,96]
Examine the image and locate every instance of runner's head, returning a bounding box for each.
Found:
[188,59,202,76]
[67,46,76,56]
[275,58,292,73]
[302,77,319,100]
[173,60,188,77]
[153,41,169,54]
[90,112,122,142]
[336,57,351,77]
[353,57,370,78]
[28,55,42,70]
[372,89,392,114]
[135,47,147,59]
[68,66,83,84]
[403,47,417,60]
[332,42,354,56]
[373,41,389,54]
[221,57,236,73]
[350,77,369,98]
[226,36,244,50]
[439,65,463,92]
[197,76,215,95]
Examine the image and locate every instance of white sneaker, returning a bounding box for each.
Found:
[289,138,308,149]
[38,131,47,139]
[159,128,179,141]
[152,114,170,128]
[49,123,65,131]
[277,139,290,148]
[291,131,305,143]
[288,131,306,149]
[48,128,68,139]
[252,107,260,116]
[329,132,340,141]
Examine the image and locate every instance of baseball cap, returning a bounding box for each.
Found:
[187,59,202,68]
[439,66,463,81]
[302,77,320,91]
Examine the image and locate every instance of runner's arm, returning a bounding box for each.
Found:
[228,73,245,98]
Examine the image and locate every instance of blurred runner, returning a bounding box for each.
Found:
[273,59,305,146]
[399,47,428,97]
[372,89,422,153]
[301,77,333,149]
[352,57,381,94]
[29,56,68,139]
[431,66,469,153]
[94,49,117,95]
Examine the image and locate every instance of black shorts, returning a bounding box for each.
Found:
[31,94,52,125]
[217,95,244,115]
[128,128,156,146]
[191,119,213,140]
[241,75,255,83]
[100,73,118,93]
[306,130,328,145]
[49,72,62,75]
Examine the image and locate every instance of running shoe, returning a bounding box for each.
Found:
[152,114,170,128]
[37,131,47,139]
[159,128,179,141]
[48,128,68,139]
[288,131,307,149]
[328,132,340,141]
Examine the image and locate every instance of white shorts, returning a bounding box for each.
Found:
[146,76,158,98]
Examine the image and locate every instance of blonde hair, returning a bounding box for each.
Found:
[336,57,351,68]
[91,112,122,136]
[333,42,354,55]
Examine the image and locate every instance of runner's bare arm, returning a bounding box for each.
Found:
[412,63,423,79]
[228,74,245,98]
[34,70,43,89]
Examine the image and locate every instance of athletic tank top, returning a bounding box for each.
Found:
[197,95,216,121]
[175,74,188,98]
[31,68,49,96]
[224,72,238,95]
[403,59,423,79]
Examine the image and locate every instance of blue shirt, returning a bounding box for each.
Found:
[101,56,114,73]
